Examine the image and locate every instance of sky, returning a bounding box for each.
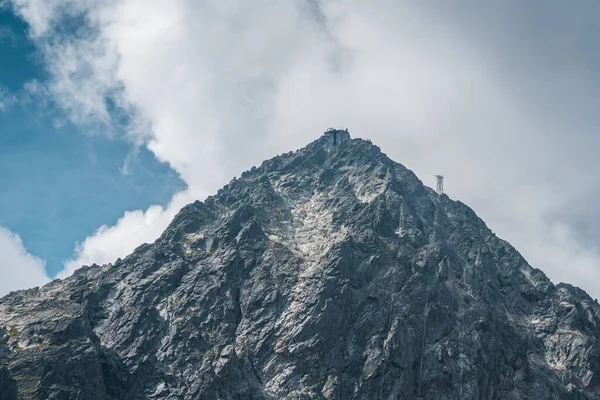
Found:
[0,4,184,292]
[1,0,600,299]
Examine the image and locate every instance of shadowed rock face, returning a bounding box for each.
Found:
[2,131,600,399]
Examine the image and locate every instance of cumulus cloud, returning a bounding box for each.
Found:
[10,0,600,298]
[60,191,194,278]
[0,226,49,296]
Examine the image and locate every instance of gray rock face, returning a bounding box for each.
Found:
[2,130,600,399]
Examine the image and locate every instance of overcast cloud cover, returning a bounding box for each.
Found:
[3,0,600,297]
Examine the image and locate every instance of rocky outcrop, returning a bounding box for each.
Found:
[2,130,600,399]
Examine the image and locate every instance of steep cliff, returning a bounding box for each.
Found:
[2,130,600,399]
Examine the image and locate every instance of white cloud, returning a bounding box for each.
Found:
[0,226,49,296]
[10,0,600,298]
[60,191,194,277]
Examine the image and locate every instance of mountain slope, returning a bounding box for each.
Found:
[2,130,600,399]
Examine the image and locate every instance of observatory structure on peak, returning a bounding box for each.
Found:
[323,128,350,152]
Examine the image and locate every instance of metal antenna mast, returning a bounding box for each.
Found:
[435,175,444,195]
[395,203,405,237]
[400,203,405,231]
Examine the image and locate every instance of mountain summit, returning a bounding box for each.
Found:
[2,130,600,399]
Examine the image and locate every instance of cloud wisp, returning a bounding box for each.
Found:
[8,0,600,298]
[0,84,17,111]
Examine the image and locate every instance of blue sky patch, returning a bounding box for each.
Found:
[0,8,184,277]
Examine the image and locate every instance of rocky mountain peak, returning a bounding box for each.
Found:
[2,130,600,399]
